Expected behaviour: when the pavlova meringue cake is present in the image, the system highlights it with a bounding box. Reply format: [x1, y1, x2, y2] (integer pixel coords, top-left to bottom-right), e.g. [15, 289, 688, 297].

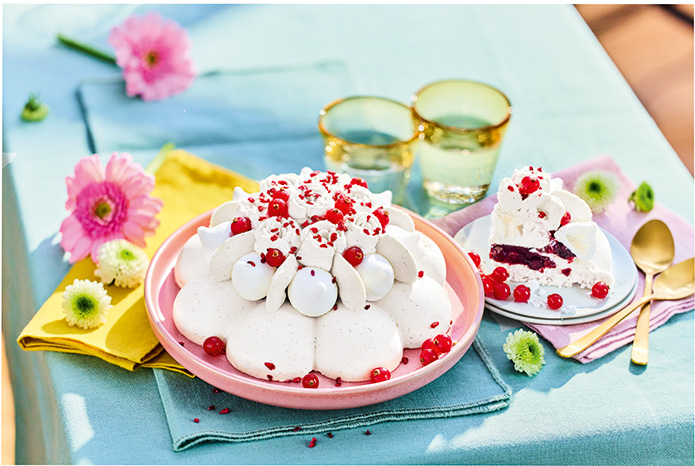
[172, 168, 452, 383]
[488, 166, 613, 289]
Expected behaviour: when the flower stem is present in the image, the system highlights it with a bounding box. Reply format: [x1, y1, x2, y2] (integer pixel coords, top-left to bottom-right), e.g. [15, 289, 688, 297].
[57, 34, 117, 66]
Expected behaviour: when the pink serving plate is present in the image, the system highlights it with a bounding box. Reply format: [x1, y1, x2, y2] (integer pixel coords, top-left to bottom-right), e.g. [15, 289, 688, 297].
[144, 207, 484, 410]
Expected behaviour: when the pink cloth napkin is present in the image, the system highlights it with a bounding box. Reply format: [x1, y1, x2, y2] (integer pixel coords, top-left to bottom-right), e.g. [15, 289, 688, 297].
[432, 155, 694, 362]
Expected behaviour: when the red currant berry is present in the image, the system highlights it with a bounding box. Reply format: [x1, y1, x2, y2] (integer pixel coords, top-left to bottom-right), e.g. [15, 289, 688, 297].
[493, 282, 511, 300]
[482, 276, 495, 298]
[272, 190, 289, 202]
[370, 367, 391, 383]
[419, 348, 439, 366]
[203, 336, 225, 356]
[432, 334, 452, 355]
[490, 266, 509, 283]
[325, 208, 344, 225]
[513, 285, 531, 303]
[518, 176, 540, 196]
[301, 373, 319, 389]
[268, 198, 288, 217]
[350, 177, 368, 188]
[373, 207, 390, 228]
[468, 252, 482, 268]
[265, 248, 286, 267]
[421, 338, 436, 352]
[547, 293, 563, 310]
[343, 246, 364, 267]
[591, 281, 610, 299]
[560, 212, 571, 226]
[334, 193, 353, 214]
[230, 216, 252, 235]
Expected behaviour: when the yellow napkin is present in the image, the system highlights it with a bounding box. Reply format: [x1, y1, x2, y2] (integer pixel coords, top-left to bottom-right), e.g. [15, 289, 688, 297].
[17, 148, 259, 375]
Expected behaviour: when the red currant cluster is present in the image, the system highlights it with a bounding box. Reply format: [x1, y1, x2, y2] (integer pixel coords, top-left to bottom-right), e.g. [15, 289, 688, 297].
[419, 334, 452, 366]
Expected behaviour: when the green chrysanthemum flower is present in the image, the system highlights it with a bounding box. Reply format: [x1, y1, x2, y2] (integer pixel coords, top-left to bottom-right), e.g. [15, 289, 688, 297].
[20, 93, 50, 122]
[62, 279, 112, 329]
[573, 171, 619, 213]
[94, 239, 149, 288]
[503, 329, 546, 376]
[629, 182, 655, 213]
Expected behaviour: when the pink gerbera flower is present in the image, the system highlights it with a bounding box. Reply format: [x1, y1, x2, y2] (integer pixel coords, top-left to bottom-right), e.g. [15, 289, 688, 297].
[108, 13, 195, 101]
[60, 152, 163, 263]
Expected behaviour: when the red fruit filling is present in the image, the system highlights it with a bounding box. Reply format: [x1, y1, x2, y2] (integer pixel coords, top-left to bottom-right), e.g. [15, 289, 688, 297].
[308, 437, 317, 448]
[547, 293, 563, 310]
[203, 336, 225, 356]
[489, 244, 557, 271]
[591, 281, 610, 299]
[230, 216, 252, 235]
[370, 367, 391, 383]
[343, 246, 364, 267]
[513, 285, 531, 303]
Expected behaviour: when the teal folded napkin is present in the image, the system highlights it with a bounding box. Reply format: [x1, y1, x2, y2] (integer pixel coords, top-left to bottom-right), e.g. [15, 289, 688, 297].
[155, 338, 510, 451]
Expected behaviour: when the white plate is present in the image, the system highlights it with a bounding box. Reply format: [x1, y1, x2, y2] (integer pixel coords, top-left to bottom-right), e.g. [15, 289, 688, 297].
[453, 215, 638, 321]
[484, 277, 638, 325]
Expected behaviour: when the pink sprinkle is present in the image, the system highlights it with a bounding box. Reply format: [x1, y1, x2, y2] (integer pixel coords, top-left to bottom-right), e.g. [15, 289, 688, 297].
[418, 270, 424, 278]
[365, 304, 371, 310]
[247, 261, 256, 267]
[293, 426, 301, 432]
[178, 341, 185, 346]
[507, 185, 514, 192]
[327, 432, 334, 438]
[331, 277, 336, 283]
[538, 211, 546, 219]
[365, 430, 372, 436]
[212, 388, 221, 393]
[208, 405, 215, 410]
[267, 375, 273, 381]
[335, 377, 342, 387]
[311, 270, 315, 276]
[308, 437, 317, 448]
[194, 418, 200, 423]
[219, 408, 230, 414]
[430, 321, 439, 328]
[264, 362, 276, 370]
[270, 234, 279, 241]
[402, 356, 409, 365]
[292, 377, 301, 383]
[249, 198, 255, 203]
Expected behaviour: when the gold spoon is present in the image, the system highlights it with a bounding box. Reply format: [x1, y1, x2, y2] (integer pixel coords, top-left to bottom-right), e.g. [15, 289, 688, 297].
[629, 220, 675, 365]
[557, 258, 694, 359]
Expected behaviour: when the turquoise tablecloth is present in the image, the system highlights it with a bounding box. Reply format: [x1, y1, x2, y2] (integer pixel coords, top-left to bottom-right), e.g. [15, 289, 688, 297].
[3, 4, 693, 465]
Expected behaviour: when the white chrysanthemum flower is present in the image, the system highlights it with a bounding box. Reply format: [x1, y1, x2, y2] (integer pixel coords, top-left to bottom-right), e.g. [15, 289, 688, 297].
[94, 239, 149, 288]
[62, 279, 112, 329]
[503, 329, 546, 376]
